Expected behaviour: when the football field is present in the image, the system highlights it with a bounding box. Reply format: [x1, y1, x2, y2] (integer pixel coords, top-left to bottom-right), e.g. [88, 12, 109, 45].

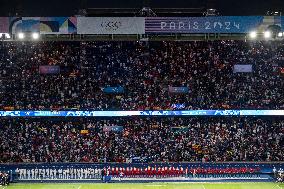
[3, 182, 284, 189]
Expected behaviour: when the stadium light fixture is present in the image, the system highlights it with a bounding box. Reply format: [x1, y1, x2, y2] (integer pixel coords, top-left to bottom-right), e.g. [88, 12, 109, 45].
[32, 32, 40, 40]
[5, 33, 11, 39]
[264, 31, 271, 39]
[0, 33, 11, 39]
[278, 32, 283, 37]
[249, 31, 257, 39]
[18, 32, 25, 39]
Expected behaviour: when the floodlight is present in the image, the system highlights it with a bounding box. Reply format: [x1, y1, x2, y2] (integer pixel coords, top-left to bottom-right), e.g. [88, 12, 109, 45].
[5, 33, 11, 39]
[18, 33, 25, 39]
[278, 32, 283, 37]
[249, 31, 257, 39]
[32, 32, 40, 39]
[264, 31, 271, 39]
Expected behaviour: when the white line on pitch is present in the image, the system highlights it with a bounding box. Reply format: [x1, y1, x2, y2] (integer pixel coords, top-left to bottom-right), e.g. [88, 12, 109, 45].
[77, 185, 82, 189]
[145, 185, 166, 187]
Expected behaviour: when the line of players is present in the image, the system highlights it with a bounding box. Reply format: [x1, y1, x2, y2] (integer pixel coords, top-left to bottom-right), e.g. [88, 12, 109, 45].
[105, 167, 260, 178]
[14, 166, 263, 180]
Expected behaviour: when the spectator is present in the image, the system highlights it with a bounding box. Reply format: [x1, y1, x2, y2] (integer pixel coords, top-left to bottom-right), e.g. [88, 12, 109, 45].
[0, 117, 282, 163]
[0, 41, 283, 110]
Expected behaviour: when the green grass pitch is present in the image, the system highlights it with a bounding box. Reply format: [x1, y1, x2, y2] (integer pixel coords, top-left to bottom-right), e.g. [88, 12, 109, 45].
[3, 182, 284, 189]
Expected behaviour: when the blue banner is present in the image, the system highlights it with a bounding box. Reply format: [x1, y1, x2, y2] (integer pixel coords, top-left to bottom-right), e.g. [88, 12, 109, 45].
[145, 16, 282, 33]
[233, 64, 253, 73]
[171, 104, 186, 109]
[5, 17, 77, 34]
[0, 110, 283, 117]
[103, 126, 123, 132]
[39, 66, 60, 74]
[169, 87, 189, 93]
[103, 87, 124, 94]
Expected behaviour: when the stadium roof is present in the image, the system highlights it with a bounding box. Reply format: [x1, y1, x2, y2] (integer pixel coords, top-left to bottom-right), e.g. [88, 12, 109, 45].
[0, 0, 283, 16]
[83, 8, 206, 17]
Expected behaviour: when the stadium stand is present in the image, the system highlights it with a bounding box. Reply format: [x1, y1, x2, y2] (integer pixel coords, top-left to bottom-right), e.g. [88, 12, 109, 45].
[0, 39, 283, 183]
[0, 117, 282, 163]
[0, 41, 283, 111]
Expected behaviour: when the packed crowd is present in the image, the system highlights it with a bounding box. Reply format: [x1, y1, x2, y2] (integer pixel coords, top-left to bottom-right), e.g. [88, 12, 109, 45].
[0, 41, 283, 110]
[0, 117, 282, 163]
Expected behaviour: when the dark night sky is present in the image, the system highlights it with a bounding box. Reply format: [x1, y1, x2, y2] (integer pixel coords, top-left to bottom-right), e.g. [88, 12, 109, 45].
[0, 0, 283, 16]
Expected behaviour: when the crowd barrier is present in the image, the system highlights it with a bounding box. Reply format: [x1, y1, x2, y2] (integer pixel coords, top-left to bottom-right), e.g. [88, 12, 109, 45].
[0, 110, 284, 117]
